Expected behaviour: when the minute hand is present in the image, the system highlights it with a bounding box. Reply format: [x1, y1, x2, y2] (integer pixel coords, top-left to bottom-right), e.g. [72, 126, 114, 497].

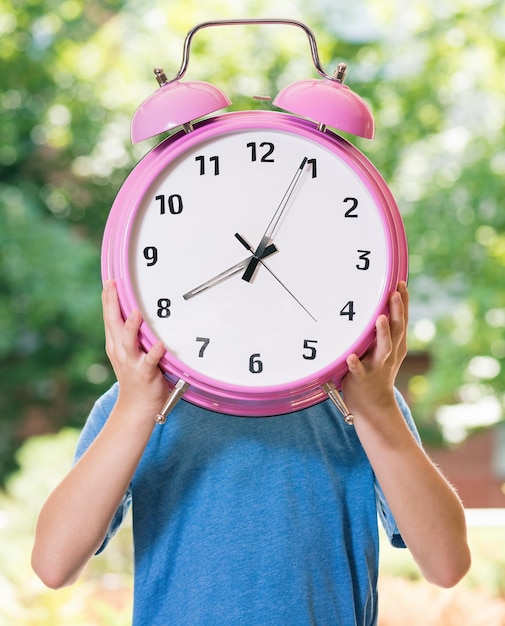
[242, 156, 308, 283]
[183, 243, 278, 300]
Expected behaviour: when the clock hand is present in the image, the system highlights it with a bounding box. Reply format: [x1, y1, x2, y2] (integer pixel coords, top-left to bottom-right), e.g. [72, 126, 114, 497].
[242, 156, 308, 283]
[235, 233, 317, 322]
[182, 242, 278, 300]
[183, 257, 251, 300]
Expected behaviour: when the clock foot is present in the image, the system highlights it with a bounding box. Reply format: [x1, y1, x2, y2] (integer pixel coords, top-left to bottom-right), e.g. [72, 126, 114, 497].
[322, 381, 355, 425]
[155, 378, 190, 425]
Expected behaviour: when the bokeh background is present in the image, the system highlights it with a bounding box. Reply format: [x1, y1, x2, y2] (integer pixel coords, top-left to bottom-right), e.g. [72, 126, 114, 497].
[1, 0, 504, 623]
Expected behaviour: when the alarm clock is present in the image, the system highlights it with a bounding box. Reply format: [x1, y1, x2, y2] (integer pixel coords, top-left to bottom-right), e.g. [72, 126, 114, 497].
[101, 19, 408, 422]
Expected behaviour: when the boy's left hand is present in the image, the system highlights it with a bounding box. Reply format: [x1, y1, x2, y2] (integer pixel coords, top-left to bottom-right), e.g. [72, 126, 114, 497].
[340, 281, 409, 417]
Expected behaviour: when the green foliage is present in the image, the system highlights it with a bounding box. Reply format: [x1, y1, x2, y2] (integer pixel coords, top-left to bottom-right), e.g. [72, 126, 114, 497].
[0, 0, 132, 481]
[1, 0, 504, 481]
[368, 1, 505, 430]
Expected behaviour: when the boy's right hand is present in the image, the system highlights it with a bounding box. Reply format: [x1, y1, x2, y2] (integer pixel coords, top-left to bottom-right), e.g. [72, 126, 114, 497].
[102, 280, 170, 418]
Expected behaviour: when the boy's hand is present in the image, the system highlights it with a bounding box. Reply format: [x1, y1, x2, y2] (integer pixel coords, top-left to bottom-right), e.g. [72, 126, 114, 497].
[340, 282, 409, 418]
[102, 280, 170, 415]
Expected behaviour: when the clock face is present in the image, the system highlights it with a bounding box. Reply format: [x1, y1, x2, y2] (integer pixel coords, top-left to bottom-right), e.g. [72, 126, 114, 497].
[102, 111, 407, 415]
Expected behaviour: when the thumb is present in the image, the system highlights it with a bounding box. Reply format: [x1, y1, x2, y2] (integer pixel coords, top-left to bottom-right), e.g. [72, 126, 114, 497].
[346, 353, 364, 378]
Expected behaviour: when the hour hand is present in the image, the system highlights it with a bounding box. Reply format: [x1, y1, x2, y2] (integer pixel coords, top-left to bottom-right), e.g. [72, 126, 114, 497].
[241, 235, 269, 283]
[235, 233, 317, 321]
[234, 233, 277, 259]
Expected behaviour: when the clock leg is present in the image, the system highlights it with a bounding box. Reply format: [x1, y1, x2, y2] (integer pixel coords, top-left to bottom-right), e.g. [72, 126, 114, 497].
[155, 378, 190, 425]
[322, 381, 355, 425]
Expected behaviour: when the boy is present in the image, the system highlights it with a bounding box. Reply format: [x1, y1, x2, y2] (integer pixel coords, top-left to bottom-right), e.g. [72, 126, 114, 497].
[32, 281, 470, 625]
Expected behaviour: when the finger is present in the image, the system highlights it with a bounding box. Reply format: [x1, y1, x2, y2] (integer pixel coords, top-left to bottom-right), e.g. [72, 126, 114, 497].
[389, 289, 407, 356]
[122, 308, 143, 355]
[346, 352, 365, 378]
[102, 280, 123, 350]
[144, 341, 166, 369]
[398, 285, 409, 359]
[397, 281, 409, 323]
[372, 313, 393, 364]
[102, 280, 125, 327]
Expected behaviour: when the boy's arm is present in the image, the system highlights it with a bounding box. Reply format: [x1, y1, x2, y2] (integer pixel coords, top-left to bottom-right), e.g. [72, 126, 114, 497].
[32, 281, 170, 588]
[341, 282, 471, 588]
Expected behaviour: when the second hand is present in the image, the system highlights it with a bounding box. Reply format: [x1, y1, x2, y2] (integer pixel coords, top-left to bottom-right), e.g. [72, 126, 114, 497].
[234, 233, 317, 322]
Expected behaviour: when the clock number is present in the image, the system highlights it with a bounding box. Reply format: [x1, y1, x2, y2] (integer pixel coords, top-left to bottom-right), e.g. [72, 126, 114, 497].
[356, 250, 371, 271]
[307, 158, 318, 178]
[156, 194, 183, 215]
[143, 246, 158, 267]
[195, 155, 220, 176]
[249, 353, 264, 374]
[196, 336, 210, 357]
[340, 301, 356, 321]
[343, 197, 358, 218]
[157, 298, 171, 318]
[246, 141, 275, 163]
[302, 339, 318, 360]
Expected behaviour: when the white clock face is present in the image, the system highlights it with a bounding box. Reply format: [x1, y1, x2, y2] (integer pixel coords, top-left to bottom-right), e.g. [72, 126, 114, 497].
[126, 119, 392, 392]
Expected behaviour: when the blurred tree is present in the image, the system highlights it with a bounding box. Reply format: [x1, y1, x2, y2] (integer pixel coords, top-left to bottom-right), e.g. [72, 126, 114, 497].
[0, 0, 504, 481]
[359, 0, 505, 441]
[0, 0, 130, 480]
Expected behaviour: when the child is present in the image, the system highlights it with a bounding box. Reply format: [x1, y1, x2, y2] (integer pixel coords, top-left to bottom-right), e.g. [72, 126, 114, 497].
[32, 280, 470, 625]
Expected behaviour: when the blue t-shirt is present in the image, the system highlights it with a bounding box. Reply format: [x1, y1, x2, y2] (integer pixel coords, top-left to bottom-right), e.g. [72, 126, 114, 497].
[76, 385, 417, 626]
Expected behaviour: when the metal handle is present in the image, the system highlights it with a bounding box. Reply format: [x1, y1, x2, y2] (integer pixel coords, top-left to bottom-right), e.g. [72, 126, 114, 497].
[164, 19, 342, 85]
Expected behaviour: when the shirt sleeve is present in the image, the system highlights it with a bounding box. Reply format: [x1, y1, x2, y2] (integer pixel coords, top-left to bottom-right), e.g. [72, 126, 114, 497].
[375, 388, 422, 548]
[74, 383, 132, 554]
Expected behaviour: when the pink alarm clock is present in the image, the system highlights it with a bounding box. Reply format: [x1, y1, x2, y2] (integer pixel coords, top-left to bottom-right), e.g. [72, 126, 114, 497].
[101, 19, 408, 421]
